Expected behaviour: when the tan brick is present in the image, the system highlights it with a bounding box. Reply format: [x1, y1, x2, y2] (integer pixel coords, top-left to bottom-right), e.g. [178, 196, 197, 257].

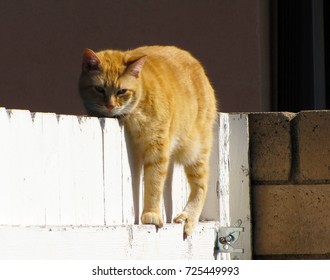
[249, 112, 295, 182]
[252, 184, 330, 255]
[294, 111, 330, 181]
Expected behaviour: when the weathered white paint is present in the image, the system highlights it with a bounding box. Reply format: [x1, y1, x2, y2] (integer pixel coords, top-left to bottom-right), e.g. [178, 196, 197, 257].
[32, 112, 60, 225]
[5, 109, 36, 225]
[0, 107, 251, 259]
[56, 115, 104, 226]
[102, 118, 123, 225]
[216, 114, 252, 260]
[57, 115, 81, 225]
[226, 114, 251, 260]
[0, 108, 10, 225]
[217, 113, 231, 260]
[0, 223, 216, 260]
[75, 116, 104, 226]
[121, 126, 135, 224]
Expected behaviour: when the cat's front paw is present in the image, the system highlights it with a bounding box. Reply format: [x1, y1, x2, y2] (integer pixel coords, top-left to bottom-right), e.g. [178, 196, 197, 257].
[173, 211, 197, 237]
[141, 212, 163, 228]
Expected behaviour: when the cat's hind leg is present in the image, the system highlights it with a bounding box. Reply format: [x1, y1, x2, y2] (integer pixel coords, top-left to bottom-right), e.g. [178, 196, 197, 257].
[173, 155, 209, 237]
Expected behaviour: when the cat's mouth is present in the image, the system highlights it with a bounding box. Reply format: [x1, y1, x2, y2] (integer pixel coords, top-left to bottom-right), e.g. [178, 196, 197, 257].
[87, 102, 133, 118]
[86, 104, 120, 118]
[106, 101, 137, 117]
[106, 106, 122, 116]
[104, 105, 131, 118]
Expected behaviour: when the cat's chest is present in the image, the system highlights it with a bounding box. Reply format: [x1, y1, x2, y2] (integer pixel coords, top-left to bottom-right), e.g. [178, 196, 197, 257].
[123, 112, 169, 148]
[123, 112, 148, 132]
[123, 114, 152, 142]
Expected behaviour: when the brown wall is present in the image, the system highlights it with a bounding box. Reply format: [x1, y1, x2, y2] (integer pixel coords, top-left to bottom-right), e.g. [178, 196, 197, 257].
[0, 0, 269, 115]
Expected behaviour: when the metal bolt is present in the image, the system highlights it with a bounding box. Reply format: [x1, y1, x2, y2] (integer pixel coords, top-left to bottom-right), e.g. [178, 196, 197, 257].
[225, 234, 235, 244]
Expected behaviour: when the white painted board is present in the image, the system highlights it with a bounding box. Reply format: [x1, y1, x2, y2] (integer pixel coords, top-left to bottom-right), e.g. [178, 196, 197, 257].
[102, 118, 124, 225]
[0, 223, 216, 260]
[5, 109, 37, 225]
[57, 115, 104, 226]
[76, 116, 104, 225]
[0, 108, 10, 225]
[216, 113, 252, 260]
[32, 112, 60, 225]
[121, 125, 135, 224]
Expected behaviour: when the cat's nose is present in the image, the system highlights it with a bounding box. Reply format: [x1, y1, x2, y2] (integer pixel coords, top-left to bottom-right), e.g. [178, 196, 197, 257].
[106, 103, 115, 110]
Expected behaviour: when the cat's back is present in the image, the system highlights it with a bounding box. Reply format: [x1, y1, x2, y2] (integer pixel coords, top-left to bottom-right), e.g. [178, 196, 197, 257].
[128, 45, 185, 57]
[126, 45, 212, 97]
[127, 45, 216, 115]
[126, 46, 200, 68]
[125, 46, 216, 136]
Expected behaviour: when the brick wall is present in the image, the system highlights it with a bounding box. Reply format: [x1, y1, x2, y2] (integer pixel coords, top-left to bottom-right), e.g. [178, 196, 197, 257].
[249, 111, 330, 259]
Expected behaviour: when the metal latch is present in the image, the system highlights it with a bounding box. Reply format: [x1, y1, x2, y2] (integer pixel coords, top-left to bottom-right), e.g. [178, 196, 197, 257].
[215, 219, 244, 254]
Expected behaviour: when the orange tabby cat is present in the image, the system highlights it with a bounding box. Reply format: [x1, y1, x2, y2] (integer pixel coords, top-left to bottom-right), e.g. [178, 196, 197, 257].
[79, 46, 217, 236]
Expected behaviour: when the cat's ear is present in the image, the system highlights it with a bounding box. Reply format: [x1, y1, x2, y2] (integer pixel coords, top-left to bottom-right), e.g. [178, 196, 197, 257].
[82, 48, 100, 73]
[126, 56, 147, 78]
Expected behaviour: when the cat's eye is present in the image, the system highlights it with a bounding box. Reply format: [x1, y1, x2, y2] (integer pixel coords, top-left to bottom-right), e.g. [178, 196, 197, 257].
[94, 86, 106, 94]
[117, 89, 128, 96]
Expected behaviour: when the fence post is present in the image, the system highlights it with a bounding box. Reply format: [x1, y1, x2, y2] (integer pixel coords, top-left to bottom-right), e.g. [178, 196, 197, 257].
[32, 112, 60, 225]
[217, 113, 252, 260]
[57, 115, 104, 226]
[102, 118, 124, 225]
[0, 108, 10, 224]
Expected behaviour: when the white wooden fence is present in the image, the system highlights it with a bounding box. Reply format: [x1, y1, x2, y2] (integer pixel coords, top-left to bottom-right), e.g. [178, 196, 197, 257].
[0, 107, 251, 260]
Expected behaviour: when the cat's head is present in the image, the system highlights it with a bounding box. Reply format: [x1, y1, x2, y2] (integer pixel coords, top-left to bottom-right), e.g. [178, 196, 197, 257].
[79, 48, 147, 118]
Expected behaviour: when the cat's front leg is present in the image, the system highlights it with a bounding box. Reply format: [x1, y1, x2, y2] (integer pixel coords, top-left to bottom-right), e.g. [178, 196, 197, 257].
[141, 144, 170, 228]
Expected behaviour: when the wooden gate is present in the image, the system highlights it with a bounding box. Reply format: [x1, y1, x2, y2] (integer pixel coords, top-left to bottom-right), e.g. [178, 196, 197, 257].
[0, 108, 251, 259]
